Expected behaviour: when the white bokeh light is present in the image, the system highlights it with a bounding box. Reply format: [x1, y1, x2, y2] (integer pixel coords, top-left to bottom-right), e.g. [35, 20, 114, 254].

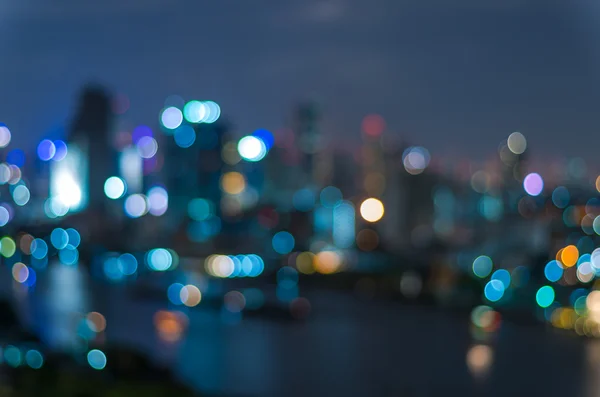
[104, 176, 126, 199]
[124, 194, 148, 218]
[147, 186, 168, 216]
[238, 136, 266, 162]
[0, 125, 11, 148]
[160, 107, 183, 130]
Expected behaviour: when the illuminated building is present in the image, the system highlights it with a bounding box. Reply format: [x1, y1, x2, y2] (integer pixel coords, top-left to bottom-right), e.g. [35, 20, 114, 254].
[49, 145, 88, 213]
[67, 86, 115, 213]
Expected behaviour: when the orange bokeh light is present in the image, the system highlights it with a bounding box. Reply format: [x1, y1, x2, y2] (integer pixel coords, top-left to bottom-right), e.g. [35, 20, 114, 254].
[560, 245, 579, 268]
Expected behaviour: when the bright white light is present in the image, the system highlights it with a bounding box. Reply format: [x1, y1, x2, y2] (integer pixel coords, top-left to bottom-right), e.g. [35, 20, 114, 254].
[50, 145, 87, 213]
[0, 125, 11, 148]
[160, 107, 183, 130]
[124, 194, 148, 218]
[104, 177, 126, 199]
[54, 172, 82, 208]
[238, 136, 266, 162]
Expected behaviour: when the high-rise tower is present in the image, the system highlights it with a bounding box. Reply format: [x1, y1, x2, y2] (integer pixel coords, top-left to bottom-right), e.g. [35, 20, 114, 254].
[68, 85, 114, 212]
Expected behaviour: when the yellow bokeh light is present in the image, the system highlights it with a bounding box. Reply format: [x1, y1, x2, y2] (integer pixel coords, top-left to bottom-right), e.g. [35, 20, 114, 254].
[551, 307, 577, 329]
[560, 245, 579, 268]
[314, 251, 342, 274]
[296, 252, 315, 275]
[596, 176, 600, 193]
[360, 198, 384, 222]
[588, 291, 600, 313]
[587, 291, 600, 324]
[220, 172, 246, 195]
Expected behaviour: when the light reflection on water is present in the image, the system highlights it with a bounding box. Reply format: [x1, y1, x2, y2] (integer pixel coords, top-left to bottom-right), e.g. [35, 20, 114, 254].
[41, 263, 90, 349]
[0, 263, 595, 396]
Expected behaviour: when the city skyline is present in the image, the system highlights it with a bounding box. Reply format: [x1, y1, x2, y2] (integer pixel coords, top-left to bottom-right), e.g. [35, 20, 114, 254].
[1, 0, 600, 162]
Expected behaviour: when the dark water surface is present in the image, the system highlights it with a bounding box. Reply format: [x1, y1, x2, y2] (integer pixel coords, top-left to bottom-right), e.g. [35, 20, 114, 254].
[2, 264, 596, 397]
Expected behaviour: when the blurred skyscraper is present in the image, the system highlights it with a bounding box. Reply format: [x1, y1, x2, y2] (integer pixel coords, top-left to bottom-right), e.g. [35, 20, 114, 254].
[295, 101, 332, 188]
[68, 85, 114, 213]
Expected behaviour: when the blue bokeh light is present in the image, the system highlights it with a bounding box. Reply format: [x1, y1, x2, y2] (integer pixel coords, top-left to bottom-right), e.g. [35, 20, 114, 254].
[491, 269, 511, 289]
[6, 149, 25, 167]
[320, 186, 343, 208]
[30, 238, 48, 260]
[4, 346, 21, 367]
[188, 198, 213, 221]
[25, 350, 43, 369]
[58, 244, 78, 265]
[66, 228, 81, 248]
[536, 285, 555, 308]
[87, 349, 107, 370]
[146, 248, 172, 271]
[484, 279, 505, 302]
[174, 125, 196, 148]
[472, 255, 493, 278]
[544, 260, 563, 282]
[247, 254, 264, 277]
[37, 139, 56, 161]
[552, 186, 570, 209]
[53, 140, 68, 161]
[478, 196, 503, 221]
[293, 188, 316, 212]
[272, 231, 295, 255]
[50, 228, 69, 250]
[252, 129, 274, 150]
[167, 283, 184, 305]
[118, 253, 138, 276]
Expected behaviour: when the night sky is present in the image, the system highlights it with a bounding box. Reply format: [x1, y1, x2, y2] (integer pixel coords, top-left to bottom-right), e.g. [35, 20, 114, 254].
[1, 0, 600, 162]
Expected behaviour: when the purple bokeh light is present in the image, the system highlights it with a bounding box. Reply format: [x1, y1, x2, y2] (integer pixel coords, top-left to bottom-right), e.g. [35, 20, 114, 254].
[524, 173, 544, 196]
[132, 125, 153, 144]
